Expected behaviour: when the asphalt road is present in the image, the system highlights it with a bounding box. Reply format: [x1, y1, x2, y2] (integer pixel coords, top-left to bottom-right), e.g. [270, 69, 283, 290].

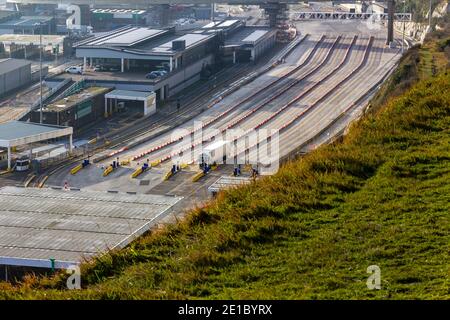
[47, 21, 402, 195]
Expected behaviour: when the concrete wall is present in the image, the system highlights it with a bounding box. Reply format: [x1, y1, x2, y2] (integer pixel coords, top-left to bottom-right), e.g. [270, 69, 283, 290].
[0, 63, 31, 97]
[144, 93, 157, 116]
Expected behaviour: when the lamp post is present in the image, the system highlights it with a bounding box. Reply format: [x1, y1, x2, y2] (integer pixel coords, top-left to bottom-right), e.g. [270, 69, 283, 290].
[35, 22, 43, 124]
[429, 0, 432, 28]
[402, 0, 406, 53]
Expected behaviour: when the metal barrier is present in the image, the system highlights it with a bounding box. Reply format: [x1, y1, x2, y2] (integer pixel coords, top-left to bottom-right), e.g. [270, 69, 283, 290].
[192, 171, 205, 182]
[103, 165, 113, 177]
[70, 164, 82, 175]
[163, 170, 174, 181]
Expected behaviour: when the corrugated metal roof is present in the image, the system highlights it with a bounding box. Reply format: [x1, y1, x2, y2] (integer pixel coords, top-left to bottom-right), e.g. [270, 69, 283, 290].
[0, 58, 30, 75]
[153, 33, 210, 53]
[79, 27, 168, 47]
[0, 187, 183, 268]
[102, 28, 166, 46]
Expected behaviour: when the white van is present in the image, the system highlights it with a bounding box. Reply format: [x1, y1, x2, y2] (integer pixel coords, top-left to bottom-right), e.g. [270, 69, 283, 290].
[65, 66, 83, 74]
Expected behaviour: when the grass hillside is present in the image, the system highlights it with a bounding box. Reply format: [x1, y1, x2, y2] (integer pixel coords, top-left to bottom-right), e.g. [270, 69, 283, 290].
[1, 43, 449, 300]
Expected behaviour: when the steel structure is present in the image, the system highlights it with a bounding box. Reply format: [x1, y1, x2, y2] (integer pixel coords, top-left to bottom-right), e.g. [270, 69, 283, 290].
[293, 12, 411, 22]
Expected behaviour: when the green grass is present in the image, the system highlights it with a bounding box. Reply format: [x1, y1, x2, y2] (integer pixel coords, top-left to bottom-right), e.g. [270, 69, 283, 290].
[368, 45, 421, 110]
[369, 27, 449, 112]
[1, 69, 449, 300]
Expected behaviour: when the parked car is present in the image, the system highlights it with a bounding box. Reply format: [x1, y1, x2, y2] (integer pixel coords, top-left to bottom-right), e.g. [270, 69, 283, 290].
[65, 66, 83, 74]
[145, 71, 159, 79]
[93, 65, 106, 72]
[145, 70, 167, 79]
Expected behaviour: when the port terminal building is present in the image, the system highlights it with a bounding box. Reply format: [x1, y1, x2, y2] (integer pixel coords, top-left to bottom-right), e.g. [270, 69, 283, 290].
[74, 26, 218, 101]
[72, 20, 277, 102]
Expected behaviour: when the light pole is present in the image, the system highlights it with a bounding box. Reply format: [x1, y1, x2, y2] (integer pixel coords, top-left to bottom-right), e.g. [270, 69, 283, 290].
[402, 0, 406, 53]
[429, 0, 432, 28]
[35, 22, 43, 124]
